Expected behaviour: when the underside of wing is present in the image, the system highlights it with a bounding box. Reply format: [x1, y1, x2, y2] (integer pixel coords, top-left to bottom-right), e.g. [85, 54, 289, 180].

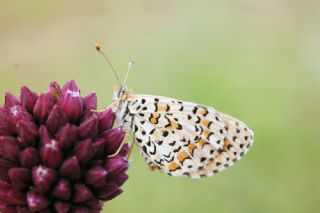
[127, 95, 254, 178]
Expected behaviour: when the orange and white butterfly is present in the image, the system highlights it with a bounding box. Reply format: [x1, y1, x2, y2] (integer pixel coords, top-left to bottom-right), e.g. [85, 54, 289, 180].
[97, 45, 254, 179]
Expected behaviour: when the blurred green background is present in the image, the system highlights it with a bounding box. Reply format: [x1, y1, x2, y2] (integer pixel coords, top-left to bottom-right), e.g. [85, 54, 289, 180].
[1, 1, 320, 212]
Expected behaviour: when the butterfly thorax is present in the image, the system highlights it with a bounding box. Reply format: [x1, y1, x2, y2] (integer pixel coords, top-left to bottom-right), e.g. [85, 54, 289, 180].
[112, 86, 134, 131]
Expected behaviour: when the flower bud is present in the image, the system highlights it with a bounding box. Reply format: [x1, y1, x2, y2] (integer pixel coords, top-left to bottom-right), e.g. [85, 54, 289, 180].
[0, 203, 16, 213]
[78, 116, 98, 139]
[46, 106, 67, 135]
[19, 148, 39, 169]
[39, 139, 62, 169]
[32, 166, 57, 193]
[92, 138, 106, 158]
[83, 93, 97, 111]
[0, 159, 17, 182]
[8, 105, 33, 133]
[114, 173, 129, 187]
[119, 143, 130, 157]
[84, 166, 108, 188]
[17, 206, 30, 213]
[0, 107, 13, 134]
[0, 136, 21, 163]
[70, 206, 90, 213]
[75, 139, 95, 165]
[17, 120, 38, 146]
[104, 156, 129, 178]
[20, 86, 38, 113]
[27, 190, 49, 212]
[95, 182, 122, 201]
[38, 126, 51, 143]
[72, 183, 92, 203]
[61, 80, 79, 94]
[33, 94, 54, 124]
[58, 82, 83, 123]
[56, 123, 77, 151]
[49, 82, 62, 100]
[85, 199, 101, 212]
[54, 201, 71, 213]
[5, 190, 27, 205]
[4, 92, 20, 109]
[8, 168, 32, 190]
[98, 109, 115, 132]
[59, 156, 81, 180]
[100, 128, 125, 155]
[0, 185, 26, 205]
[53, 179, 71, 201]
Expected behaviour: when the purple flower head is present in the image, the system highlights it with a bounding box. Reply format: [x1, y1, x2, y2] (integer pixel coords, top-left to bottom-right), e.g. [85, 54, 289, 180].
[0, 80, 129, 212]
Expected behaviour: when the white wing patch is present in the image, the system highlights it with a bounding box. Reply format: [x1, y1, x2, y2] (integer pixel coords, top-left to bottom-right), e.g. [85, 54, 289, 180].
[118, 94, 254, 179]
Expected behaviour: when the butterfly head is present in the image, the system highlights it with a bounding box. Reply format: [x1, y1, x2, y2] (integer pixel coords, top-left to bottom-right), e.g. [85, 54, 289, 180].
[112, 85, 132, 102]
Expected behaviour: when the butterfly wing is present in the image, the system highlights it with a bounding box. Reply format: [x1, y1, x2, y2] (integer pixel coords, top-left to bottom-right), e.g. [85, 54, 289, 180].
[125, 95, 254, 179]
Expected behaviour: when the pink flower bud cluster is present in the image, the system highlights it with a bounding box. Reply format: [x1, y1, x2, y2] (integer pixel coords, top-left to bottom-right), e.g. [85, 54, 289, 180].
[0, 80, 129, 213]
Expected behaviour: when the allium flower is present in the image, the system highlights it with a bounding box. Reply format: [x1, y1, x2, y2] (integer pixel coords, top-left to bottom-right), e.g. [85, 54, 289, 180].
[0, 80, 129, 212]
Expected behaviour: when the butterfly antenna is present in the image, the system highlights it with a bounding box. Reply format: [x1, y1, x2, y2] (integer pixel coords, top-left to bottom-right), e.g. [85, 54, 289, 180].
[124, 60, 134, 86]
[95, 44, 121, 85]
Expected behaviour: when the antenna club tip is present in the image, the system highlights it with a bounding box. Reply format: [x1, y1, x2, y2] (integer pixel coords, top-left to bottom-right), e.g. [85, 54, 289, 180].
[95, 43, 101, 51]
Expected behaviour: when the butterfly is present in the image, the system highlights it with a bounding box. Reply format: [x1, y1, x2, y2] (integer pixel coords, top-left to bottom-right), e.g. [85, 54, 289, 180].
[96, 45, 254, 179]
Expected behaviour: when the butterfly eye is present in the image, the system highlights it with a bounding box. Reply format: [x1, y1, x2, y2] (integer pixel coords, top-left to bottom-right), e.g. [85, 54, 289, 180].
[117, 86, 125, 98]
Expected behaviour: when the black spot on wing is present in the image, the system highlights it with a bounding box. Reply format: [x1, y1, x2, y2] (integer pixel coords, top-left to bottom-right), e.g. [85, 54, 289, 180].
[173, 146, 182, 153]
[169, 141, 176, 146]
[195, 116, 201, 124]
[183, 140, 191, 147]
[166, 105, 170, 112]
[156, 140, 163, 145]
[134, 125, 138, 133]
[150, 128, 156, 134]
[142, 145, 149, 156]
[154, 159, 164, 166]
[202, 108, 209, 116]
[162, 131, 169, 137]
[164, 155, 174, 163]
[193, 106, 198, 114]
[177, 124, 182, 130]
[207, 132, 214, 139]
[163, 152, 171, 158]
[149, 142, 157, 155]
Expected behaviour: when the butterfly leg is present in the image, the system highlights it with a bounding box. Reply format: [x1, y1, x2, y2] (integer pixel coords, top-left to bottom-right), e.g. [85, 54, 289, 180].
[149, 164, 161, 172]
[108, 140, 126, 158]
[126, 137, 136, 159]
[91, 100, 119, 113]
